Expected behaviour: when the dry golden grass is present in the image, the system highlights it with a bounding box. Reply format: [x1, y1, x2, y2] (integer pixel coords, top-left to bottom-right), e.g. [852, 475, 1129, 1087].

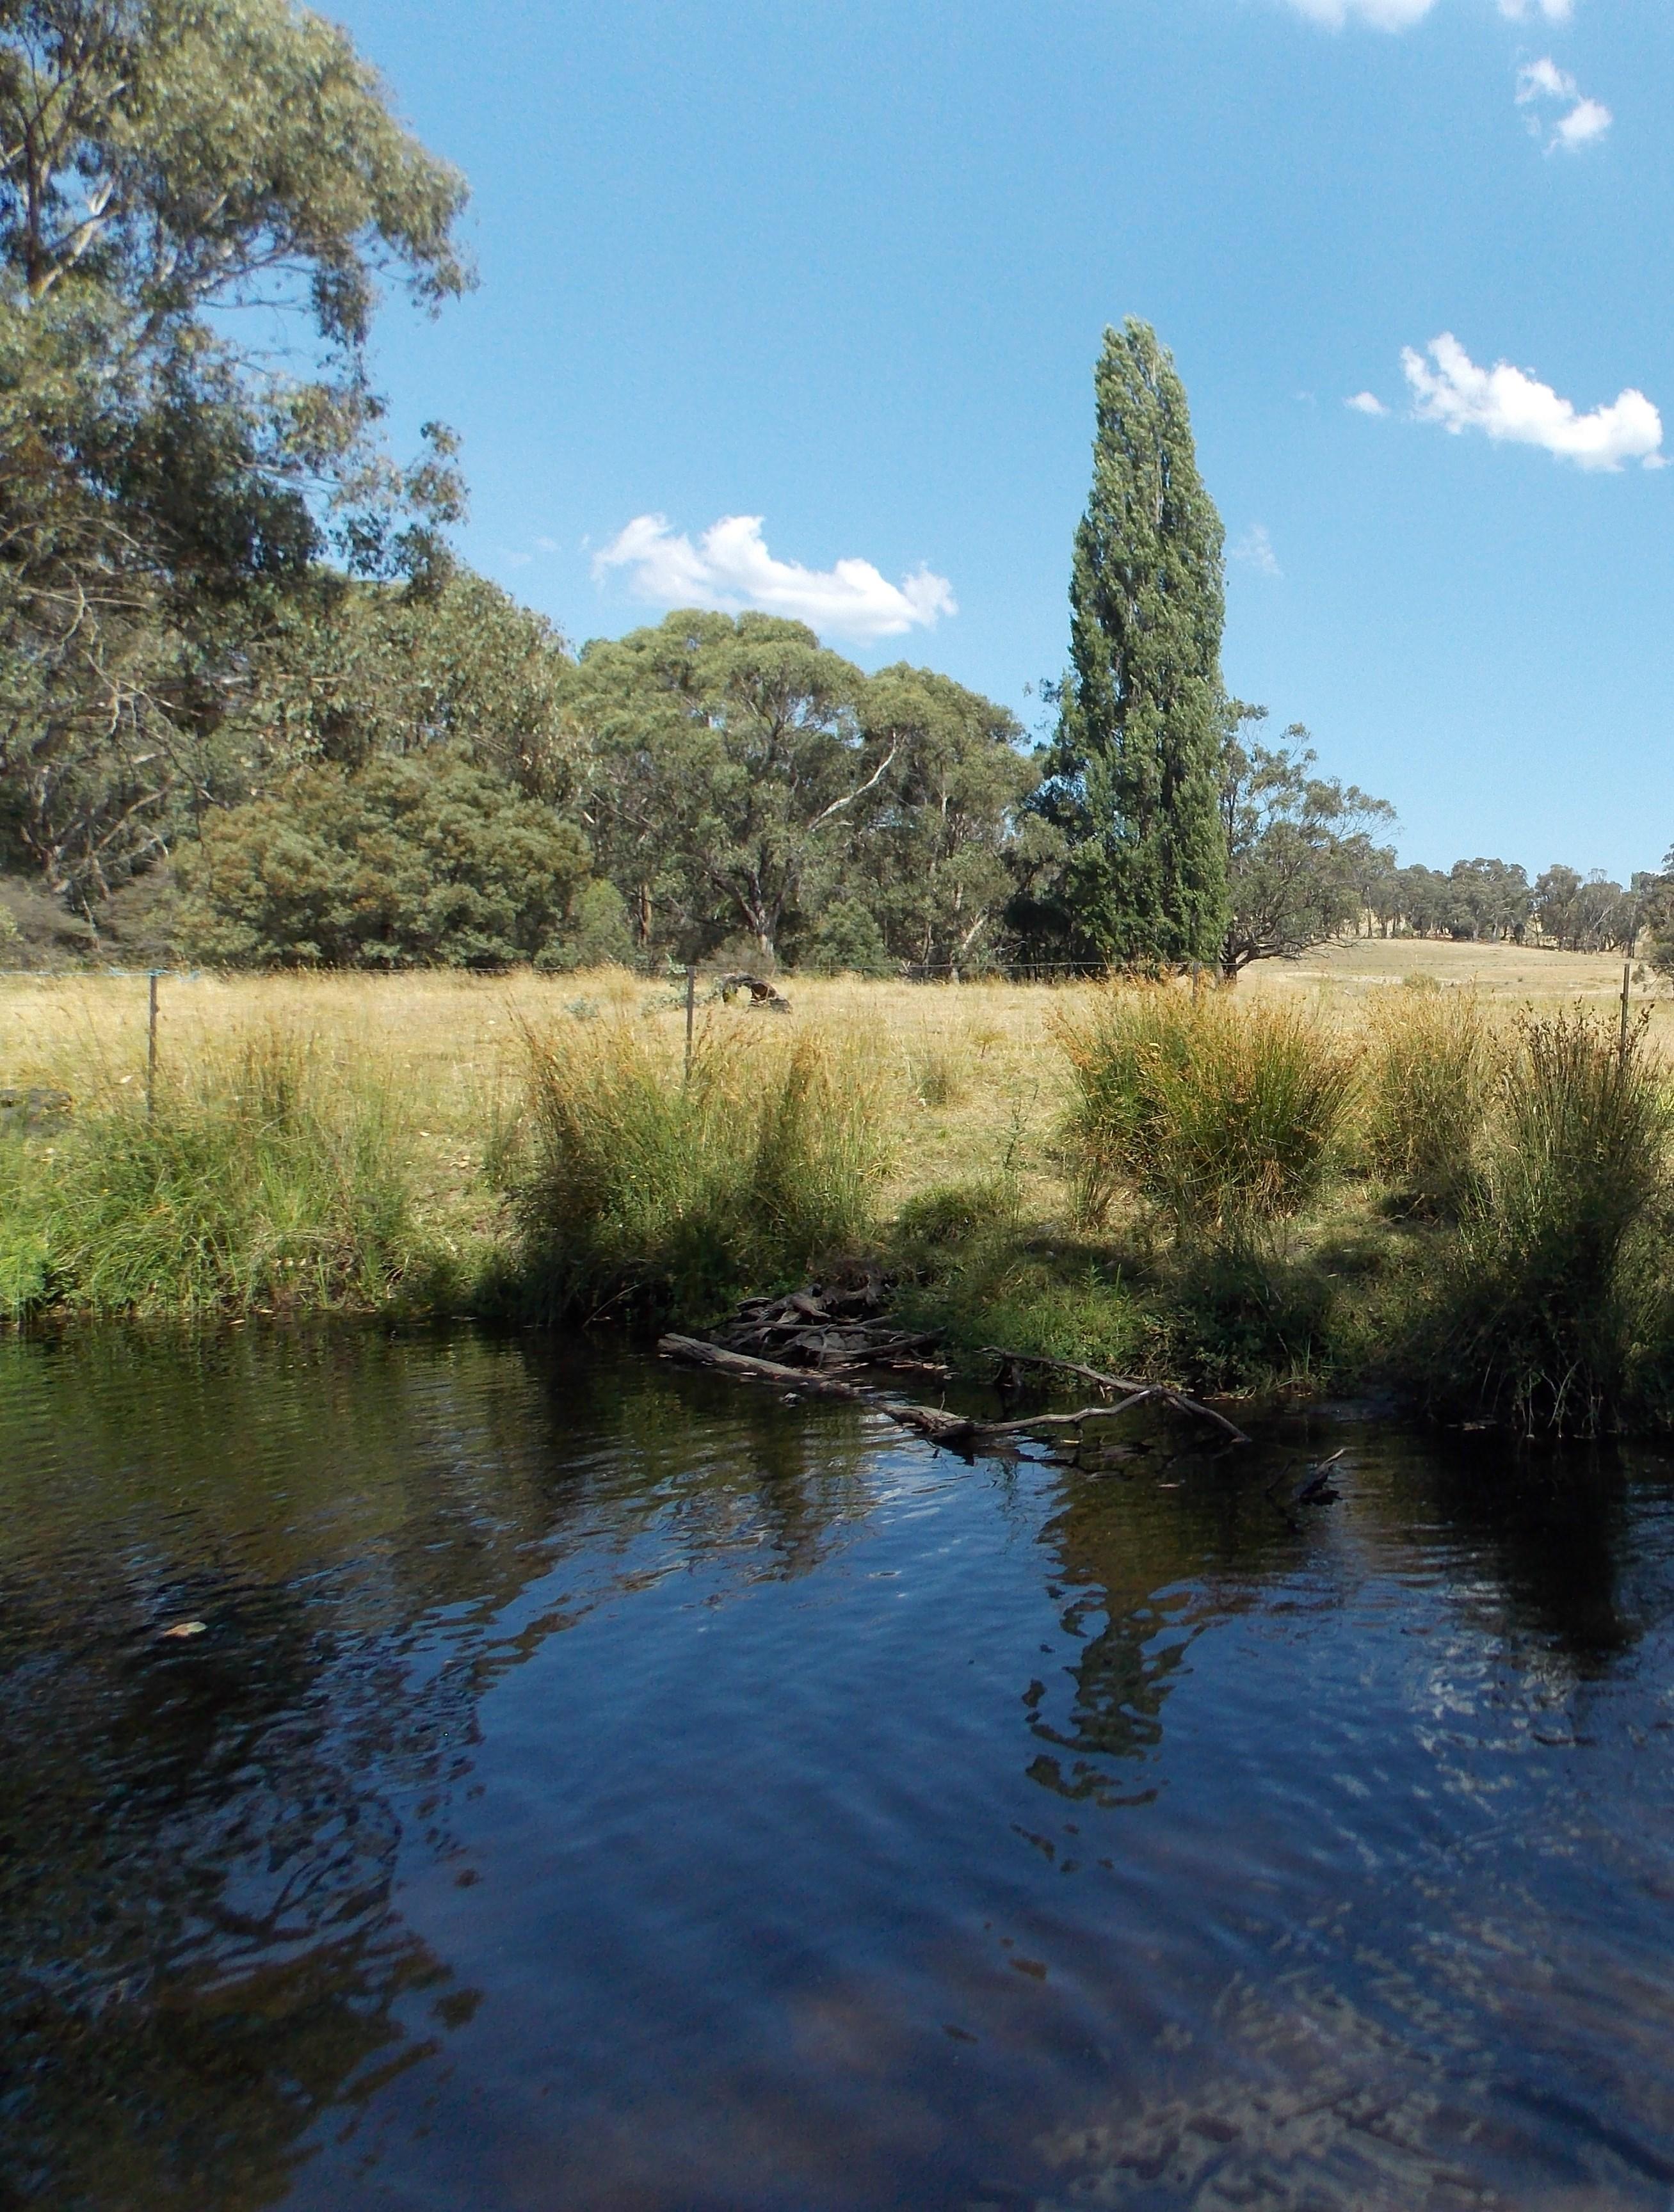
[1, 938, 1664, 1249]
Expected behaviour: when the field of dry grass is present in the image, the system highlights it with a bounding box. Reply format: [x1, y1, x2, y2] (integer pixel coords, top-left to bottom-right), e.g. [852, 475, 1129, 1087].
[1, 939, 1663, 1250]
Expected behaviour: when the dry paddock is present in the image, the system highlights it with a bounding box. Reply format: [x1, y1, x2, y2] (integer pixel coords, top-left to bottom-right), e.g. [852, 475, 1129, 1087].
[1, 940, 1664, 1238]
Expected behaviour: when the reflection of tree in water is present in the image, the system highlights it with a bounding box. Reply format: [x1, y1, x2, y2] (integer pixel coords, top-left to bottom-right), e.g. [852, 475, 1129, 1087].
[0, 1328, 880, 2211]
[1022, 1464, 1268, 1806]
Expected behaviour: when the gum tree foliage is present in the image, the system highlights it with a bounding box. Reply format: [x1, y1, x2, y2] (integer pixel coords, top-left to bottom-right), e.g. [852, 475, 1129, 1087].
[213, 568, 581, 797]
[0, 0, 471, 902]
[1533, 865, 1638, 953]
[1034, 319, 1228, 968]
[565, 611, 1031, 968]
[832, 663, 1033, 973]
[567, 610, 879, 963]
[1218, 707, 1396, 976]
[177, 753, 592, 968]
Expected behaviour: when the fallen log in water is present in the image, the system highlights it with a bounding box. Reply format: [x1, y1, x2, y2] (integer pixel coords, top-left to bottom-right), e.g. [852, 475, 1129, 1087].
[982, 1346, 1251, 1447]
[657, 1334, 1250, 1455]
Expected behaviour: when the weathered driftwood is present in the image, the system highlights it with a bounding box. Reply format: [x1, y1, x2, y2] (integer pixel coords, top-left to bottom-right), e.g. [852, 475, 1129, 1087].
[658, 1334, 977, 1445]
[707, 1279, 950, 1379]
[982, 1346, 1251, 1447]
[657, 1334, 1248, 1455]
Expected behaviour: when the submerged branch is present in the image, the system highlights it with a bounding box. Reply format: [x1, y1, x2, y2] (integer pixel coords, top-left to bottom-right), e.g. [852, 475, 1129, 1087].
[657, 1334, 1250, 1455]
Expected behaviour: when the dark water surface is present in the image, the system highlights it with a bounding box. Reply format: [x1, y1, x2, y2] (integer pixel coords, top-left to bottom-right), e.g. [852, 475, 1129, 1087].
[6, 1334, 1674, 2210]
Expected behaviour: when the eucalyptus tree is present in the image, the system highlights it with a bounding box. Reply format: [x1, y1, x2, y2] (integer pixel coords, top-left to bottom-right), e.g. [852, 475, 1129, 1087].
[1034, 319, 1228, 967]
[568, 611, 889, 964]
[0, 0, 472, 901]
[847, 663, 1034, 971]
[1218, 709, 1396, 976]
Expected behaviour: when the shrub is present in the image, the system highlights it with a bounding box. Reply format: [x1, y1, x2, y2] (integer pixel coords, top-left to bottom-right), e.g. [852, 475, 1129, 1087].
[1058, 987, 1357, 1231]
[507, 1023, 890, 1320]
[1362, 988, 1499, 1217]
[178, 752, 593, 969]
[1433, 1008, 1671, 1433]
[0, 1028, 414, 1318]
[798, 899, 892, 978]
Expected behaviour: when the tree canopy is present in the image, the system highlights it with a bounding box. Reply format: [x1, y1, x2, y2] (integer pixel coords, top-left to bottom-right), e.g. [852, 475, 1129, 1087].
[1218, 710, 1396, 975]
[0, 0, 472, 902]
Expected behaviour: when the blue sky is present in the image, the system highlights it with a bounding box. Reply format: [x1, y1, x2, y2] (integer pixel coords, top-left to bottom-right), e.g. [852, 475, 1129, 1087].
[327, 0, 1672, 881]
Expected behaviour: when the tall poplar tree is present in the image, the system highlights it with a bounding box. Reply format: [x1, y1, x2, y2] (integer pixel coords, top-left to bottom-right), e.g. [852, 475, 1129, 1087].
[1037, 319, 1228, 966]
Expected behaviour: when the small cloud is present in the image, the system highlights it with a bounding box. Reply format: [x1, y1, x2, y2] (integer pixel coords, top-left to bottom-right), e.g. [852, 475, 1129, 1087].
[534, 536, 559, 554]
[1280, 0, 1440, 26]
[501, 550, 533, 569]
[1516, 54, 1611, 151]
[1515, 54, 1573, 100]
[1232, 524, 1283, 579]
[1401, 332, 1662, 470]
[592, 514, 957, 644]
[1346, 390, 1389, 417]
[1554, 94, 1611, 146]
[1499, 0, 1572, 19]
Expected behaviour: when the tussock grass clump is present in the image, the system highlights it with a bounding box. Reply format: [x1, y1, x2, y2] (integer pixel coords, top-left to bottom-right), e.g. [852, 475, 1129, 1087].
[1431, 1009, 1671, 1433]
[1362, 988, 1500, 1217]
[1059, 988, 1358, 1232]
[0, 1028, 414, 1319]
[508, 1022, 889, 1321]
[906, 1036, 968, 1109]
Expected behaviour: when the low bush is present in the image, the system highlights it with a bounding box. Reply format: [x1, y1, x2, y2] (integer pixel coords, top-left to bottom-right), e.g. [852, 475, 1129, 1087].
[506, 1023, 890, 1320]
[0, 1029, 415, 1318]
[1362, 987, 1499, 1217]
[1058, 987, 1358, 1232]
[1429, 1009, 1671, 1433]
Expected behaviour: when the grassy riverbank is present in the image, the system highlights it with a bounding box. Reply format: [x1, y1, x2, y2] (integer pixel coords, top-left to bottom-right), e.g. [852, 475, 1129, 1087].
[3, 944, 1672, 1432]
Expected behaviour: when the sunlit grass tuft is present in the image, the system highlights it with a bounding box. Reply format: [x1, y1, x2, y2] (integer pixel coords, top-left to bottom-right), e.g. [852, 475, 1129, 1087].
[1058, 986, 1358, 1233]
[506, 1020, 892, 1322]
[0, 1025, 416, 1319]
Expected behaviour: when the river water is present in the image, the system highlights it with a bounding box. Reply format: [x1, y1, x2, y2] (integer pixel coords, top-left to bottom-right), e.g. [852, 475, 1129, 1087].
[5, 1329, 1674, 2210]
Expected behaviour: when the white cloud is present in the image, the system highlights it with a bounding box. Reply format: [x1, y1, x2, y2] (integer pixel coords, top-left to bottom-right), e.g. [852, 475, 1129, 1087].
[534, 535, 559, 554]
[1516, 54, 1573, 99]
[1281, 0, 1440, 26]
[1346, 390, 1390, 416]
[1554, 93, 1611, 145]
[592, 514, 957, 644]
[1279, 0, 1571, 26]
[1401, 333, 1662, 470]
[1232, 524, 1283, 578]
[1516, 54, 1611, 150]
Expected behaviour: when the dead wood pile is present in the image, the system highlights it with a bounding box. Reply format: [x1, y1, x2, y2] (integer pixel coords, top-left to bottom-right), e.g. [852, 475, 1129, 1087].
[658, 1301, 1251, 1459]
[707, 1279, 949, 1381]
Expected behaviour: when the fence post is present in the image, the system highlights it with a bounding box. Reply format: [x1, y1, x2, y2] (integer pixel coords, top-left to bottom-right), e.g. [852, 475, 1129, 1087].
[684, 964, 696, 1080]
[147, 970, 161, 1116]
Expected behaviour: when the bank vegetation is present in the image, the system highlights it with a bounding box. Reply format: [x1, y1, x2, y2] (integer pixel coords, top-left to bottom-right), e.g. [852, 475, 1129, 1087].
[6, 958, 1674, 1438]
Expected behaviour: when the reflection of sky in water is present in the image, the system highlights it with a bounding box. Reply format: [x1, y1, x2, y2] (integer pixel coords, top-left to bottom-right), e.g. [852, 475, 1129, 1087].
[4, 1331, 1674, 2209]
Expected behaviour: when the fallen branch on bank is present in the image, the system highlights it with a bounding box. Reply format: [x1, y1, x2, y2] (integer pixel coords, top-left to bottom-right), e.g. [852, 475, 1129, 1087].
[982, 1346, 1252, 1446]
[657, 1333, 1250, 1455]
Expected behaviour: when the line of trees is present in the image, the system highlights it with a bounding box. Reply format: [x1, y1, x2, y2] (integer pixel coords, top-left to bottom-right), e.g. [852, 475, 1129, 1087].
[0, 8, 1657, 979]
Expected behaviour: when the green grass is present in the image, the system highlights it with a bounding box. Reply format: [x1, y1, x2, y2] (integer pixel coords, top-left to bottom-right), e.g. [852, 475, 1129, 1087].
[1058, 986, 1358, 1231]
[1423, 1009, 1673, 1434]
[504, 1020, 892, 1322]
[0, 1028, 419, 1320]
[10, 978, 1674, 1440]
[1361, 985, 1497, 1218]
